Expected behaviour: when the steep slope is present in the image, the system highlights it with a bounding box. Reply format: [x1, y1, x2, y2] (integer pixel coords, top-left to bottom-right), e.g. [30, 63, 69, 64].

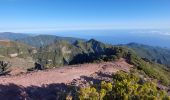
[0, 40, 36, 73]
[33, 39, 112, 67]
[34, 40, 81, 66]
[0, 40, 34, 59]
[17, 35, 85, 48]
[126, 43, 170, 67]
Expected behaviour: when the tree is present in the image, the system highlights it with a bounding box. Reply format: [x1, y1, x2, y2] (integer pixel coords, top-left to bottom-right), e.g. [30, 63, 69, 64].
[0, 61, 10, 75]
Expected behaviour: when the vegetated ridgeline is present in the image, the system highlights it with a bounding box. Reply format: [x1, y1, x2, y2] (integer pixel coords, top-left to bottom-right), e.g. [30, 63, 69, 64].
[1, 32, 170, 68]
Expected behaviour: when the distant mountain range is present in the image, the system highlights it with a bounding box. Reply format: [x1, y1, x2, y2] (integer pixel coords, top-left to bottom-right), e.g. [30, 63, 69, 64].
[54, 30, 170, 48]
[0, 32, 85, 48]
[0, 32, 30, 40]
[0, 32, 170, 67]
[17, 35, 85, 48]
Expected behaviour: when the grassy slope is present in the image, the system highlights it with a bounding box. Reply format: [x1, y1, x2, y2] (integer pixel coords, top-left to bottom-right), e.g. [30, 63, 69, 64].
[0, 40, 33, 59]
[126, 43, 170, 67]
[126, 51, 170, 85]
[17, 35, 85, 48]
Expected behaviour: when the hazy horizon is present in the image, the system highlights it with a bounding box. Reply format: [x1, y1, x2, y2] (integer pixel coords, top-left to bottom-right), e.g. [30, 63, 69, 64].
[1, 29, 170, 48]
[0, 0, 170, 47]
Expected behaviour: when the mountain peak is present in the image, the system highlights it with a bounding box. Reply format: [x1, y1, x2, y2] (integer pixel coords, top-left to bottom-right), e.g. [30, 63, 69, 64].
[127, 42, 139, 46]
[87, 39, 100, 43]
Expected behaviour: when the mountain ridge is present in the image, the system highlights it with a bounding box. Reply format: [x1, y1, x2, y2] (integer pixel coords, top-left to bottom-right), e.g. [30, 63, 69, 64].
[125, 42, 170, 67]
[17, 34, 86, 48]
[1, 32, 170, 67]
[0, 32, 31, 40]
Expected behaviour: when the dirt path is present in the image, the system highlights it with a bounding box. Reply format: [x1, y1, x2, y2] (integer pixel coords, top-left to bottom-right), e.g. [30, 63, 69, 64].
[0, 59, 132, 87]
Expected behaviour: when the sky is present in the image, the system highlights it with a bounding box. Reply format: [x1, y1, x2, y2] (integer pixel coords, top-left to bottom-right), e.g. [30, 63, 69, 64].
[0, 0, 170, 32]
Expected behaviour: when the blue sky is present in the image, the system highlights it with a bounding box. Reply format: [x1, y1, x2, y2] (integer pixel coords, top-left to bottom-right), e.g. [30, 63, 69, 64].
[0, 0, 170, 32]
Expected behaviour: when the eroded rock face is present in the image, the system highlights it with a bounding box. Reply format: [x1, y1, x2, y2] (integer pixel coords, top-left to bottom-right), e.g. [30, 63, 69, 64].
[62, 46, 71, 54]
[9, 53, 18, 58]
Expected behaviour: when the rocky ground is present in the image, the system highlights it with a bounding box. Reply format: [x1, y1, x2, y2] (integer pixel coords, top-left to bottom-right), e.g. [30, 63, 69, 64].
[0, 58, 132, 87]
[0, 58, 133, 100]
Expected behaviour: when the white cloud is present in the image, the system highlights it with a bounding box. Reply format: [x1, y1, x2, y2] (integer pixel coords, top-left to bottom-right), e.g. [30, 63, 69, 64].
[131, 30, 170, 36]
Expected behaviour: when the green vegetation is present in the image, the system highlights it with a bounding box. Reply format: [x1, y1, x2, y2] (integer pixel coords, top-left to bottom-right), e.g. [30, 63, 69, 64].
[126, 52, 170, 85]
[33, 39, 131, 67]
[0, 32, 30, 40]
[78, 71, 170, 100]
[17, 35, 85, 48]
[0, 40, 33, 58]
[126, 43, 170, 67]
[33, 39, 109, 67]
[0, 61, 10, 75]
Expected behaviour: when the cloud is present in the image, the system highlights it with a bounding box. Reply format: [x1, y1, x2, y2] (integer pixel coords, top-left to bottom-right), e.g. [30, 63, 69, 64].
[131, 30, 170, 36]
[150, 31, 170, 35]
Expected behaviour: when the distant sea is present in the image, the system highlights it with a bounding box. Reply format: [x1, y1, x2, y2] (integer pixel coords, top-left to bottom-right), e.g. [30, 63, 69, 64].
[39, 29, 170, 48]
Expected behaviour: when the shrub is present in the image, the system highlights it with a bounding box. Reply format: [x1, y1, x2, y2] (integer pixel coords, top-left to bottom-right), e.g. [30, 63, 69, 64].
[0, 61, 10, 75]
[111, 71, 170, 100]
[79, 87, 99, 100]
[78, 71, 170, 100]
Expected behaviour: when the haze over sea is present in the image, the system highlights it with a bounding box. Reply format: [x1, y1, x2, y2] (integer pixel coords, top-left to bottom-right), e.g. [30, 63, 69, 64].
[30, 29, 169, 48]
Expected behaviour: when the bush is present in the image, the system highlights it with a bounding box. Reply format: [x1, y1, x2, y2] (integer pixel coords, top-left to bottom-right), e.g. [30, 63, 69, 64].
[78, 71, 170, 100]
[79, 87, 99, 100]
[0, 61, 10, 75]
[111, 71, 169, 100]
